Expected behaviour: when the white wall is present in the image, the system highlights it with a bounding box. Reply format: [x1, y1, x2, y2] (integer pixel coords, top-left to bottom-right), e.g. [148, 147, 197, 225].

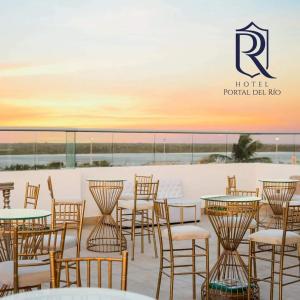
[1, 163, 300, 218]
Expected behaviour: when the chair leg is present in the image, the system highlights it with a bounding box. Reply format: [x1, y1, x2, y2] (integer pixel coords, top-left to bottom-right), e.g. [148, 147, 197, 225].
[169, 263, 174, 300]
[141, 210, 145, 253]
[131, 210, 136, 261]
[147, 210, 151, 243]
[119, 207, 123, 254]
[131, 210, 134, 241]
[192, 239, 196, 300]
[156, 254, 163, 299]
[248, 241, 253, 300]
[270, 245, 275, 300]
[152, 209, 158, 258]
[205, 238, 210, 300]
[250, 229, 257, 279]
[279, 245, 285, 300]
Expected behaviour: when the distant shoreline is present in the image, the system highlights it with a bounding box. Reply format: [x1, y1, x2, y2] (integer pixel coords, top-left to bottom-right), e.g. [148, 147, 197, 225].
[0, 143, 299, 155]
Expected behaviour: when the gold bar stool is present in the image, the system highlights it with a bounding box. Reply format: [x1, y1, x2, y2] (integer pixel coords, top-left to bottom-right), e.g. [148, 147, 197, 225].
[118, 181, 159, 260]
[87, 180, 126, 253]
[154, 199, 210, 300]
[248, 201, 300, 300]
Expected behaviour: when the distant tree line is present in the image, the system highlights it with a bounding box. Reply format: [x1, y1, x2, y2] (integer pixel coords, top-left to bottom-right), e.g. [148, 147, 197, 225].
[0, 142, 299, 155]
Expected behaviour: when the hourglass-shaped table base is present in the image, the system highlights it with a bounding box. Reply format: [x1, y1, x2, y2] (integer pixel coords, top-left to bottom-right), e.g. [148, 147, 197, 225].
[87, 214, 127, 252]
[201, 195, 260, 300]
[87, 180, 127, 253]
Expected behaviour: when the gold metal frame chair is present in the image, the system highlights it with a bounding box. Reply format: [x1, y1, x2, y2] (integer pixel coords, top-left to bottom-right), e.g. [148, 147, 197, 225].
[50, 250, 128, 290]
[154, 199, 210, 300]
[248, 200, 300, 300]
[51, 200, 86, 257]
[0, 224, 66, 294]
[116, 174, 153, 231]
[119, 181, 159, 260]
[24, 182, 40, 209]
[47, 176, 55, 201]
[226, 175, 237, 194]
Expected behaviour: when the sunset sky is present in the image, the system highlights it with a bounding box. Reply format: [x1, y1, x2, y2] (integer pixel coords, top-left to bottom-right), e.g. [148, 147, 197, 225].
[0, 0, 299, 131]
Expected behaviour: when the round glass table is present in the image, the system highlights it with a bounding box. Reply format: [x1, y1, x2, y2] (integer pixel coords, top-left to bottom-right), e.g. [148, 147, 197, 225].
[87, 180, 127, 253]
[3, 287, 155, 300]
[200, 195, 260, 300]
[0, 209, 51, 261]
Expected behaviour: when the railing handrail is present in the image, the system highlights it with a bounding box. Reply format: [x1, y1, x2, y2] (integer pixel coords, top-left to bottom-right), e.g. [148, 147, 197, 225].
[0, 127, 299, 135]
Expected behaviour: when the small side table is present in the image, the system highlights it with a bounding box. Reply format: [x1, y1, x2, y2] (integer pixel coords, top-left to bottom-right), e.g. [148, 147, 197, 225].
[0, 182, 14, 209]
[87, 180, 127, 253]
[167, 199, 201, 224]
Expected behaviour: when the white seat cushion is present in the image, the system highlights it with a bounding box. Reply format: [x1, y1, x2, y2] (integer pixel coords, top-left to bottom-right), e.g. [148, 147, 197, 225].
[118, 200, 153, 210]
[249, 229, 300, 245]
[43, 234, 77, 250]
[163, 225, 210, 241]
[0, 260, 49, 287]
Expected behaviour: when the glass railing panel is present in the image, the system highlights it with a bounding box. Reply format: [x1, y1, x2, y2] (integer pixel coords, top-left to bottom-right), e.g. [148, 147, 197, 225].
[192, 134, 228, 164]
[35, 131, 66, 169]
[250, 134, 295, 164]
[0, 131, 36, 170]
[154, 133, 193, 165]
[111, 132, 155, 166]
[65, 131, 76, 168]
[75, 132, 113, 167]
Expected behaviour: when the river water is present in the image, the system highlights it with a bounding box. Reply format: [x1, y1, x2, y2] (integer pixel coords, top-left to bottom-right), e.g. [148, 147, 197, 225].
[0, 152, 298, 169]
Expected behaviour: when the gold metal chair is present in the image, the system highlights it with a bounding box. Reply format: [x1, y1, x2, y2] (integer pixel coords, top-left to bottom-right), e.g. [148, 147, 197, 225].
[0, 224, 66, 294]
[248, 200, 300, 300]
[51, 200, 86, 257]
[154, 199, 210, 300]
[118, 181, 159, 260]
[24, 182, 40, 209]
[47, 176, 55, 200]
[50, 250, 128, 290]
[226, 175, 237, 194]
[116, 174, 154, 249]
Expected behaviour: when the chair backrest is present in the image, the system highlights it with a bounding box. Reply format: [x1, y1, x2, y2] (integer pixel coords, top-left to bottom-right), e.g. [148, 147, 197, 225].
[50, 250, 128, 290]
[134, 181, 159, 202]
[51, 200, 86, 256]
[153, 199, 173, 252]
[47, 176, 55, 200]
[134, 174, 153, 183]
[282, 202, 300, 247]
[232, 188, 259, 197]
[9, 224, 66, 292]
[226, 176, 237, 194]
[24, 182, 40, 209]
[290, 175, 300, 195]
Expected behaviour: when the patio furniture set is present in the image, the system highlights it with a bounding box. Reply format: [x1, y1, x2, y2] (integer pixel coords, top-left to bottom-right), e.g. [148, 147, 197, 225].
[0, 175, 300, 300]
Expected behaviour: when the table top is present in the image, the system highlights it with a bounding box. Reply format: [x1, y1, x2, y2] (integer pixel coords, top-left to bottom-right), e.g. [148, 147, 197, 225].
[201, 194, 261, 202]
[0, 182, 14, 190]
[87, 179, 126, 182]
[259, 179, 300, 183]
[4, 288, 155, 300]
[0, 209, 51, 220]
[167, 199, 201, 206]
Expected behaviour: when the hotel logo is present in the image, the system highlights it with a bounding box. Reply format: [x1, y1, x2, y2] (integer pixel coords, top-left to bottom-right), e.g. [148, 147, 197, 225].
[236, 22, 275, 79]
